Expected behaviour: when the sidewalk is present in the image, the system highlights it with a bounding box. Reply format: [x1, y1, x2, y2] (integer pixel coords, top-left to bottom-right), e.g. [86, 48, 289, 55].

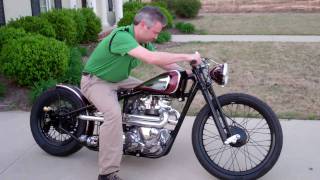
[0, 111, 320, 180]
[171, 35, 320, 42]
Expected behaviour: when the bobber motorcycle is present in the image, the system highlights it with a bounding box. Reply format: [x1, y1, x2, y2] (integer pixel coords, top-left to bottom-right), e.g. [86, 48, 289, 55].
[30, 58, 283, 179]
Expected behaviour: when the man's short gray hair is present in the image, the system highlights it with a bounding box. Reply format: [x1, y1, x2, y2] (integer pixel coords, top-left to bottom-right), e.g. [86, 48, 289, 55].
[133, 6, 167, 27]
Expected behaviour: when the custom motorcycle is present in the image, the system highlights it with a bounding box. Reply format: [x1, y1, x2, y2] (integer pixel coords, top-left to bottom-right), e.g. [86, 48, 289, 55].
[30, 58, 283, 179]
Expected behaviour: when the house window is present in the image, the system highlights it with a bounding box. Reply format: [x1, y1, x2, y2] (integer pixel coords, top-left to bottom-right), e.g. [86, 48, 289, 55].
[40, 0, 55, 12]
[31, 0, 61, 16]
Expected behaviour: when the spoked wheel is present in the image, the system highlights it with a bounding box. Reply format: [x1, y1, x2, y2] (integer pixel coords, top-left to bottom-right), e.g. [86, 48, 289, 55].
[192, 93, 283, 180]
[30, 87, 87, 156]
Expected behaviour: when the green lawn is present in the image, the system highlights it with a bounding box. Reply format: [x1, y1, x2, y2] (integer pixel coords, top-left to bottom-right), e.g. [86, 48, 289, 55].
[181, 13, 320, 35]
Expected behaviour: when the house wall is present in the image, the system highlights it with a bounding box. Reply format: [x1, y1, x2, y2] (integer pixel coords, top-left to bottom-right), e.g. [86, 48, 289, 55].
[62, 0, 82, 9]
[3, 0, 31, 22]
[1, 0, 121, 28]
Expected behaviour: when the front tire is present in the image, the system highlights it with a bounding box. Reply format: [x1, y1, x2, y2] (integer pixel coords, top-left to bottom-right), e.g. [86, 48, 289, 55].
[30, 87, 87, 156]
[192, 93, 283, 179]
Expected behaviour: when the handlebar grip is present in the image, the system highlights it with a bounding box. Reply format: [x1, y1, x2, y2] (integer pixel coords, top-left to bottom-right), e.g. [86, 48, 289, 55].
[190, 60, 197, 66]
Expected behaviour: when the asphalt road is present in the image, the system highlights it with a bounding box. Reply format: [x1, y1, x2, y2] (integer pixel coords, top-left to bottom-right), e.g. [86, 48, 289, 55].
[0, 111, 319, 180]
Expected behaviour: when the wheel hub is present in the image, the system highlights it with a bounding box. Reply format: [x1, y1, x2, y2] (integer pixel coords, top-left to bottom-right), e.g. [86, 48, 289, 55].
[49, 107, 76, 133]
[229, 126, 248, 147]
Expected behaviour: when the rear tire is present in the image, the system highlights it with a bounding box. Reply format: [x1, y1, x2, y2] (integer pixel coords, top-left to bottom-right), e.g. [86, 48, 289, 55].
[192, 93, 283, 179]
[30, 87, 87, 156]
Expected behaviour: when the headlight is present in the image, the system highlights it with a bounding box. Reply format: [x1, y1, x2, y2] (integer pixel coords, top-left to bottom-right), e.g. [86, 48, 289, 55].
[209, 63, 228, 86]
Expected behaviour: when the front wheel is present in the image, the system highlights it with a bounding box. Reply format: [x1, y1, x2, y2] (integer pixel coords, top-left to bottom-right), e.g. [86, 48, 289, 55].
[192, 93, 283, 180]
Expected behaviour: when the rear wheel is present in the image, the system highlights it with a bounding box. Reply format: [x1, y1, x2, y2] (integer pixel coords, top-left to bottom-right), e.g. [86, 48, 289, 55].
[30, 87, 87, 156]
[192, 93, 283, 179]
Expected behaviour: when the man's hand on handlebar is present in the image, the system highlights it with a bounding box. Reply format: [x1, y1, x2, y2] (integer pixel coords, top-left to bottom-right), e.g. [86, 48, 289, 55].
[189, 51, 202, 66]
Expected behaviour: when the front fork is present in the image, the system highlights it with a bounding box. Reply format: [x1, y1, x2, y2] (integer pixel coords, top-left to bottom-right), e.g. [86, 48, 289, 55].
[193, 70, 233, 143]
[201, 86, 231, 142]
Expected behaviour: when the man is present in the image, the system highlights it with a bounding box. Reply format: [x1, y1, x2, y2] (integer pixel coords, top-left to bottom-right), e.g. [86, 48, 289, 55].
[81, 6, 201, 180]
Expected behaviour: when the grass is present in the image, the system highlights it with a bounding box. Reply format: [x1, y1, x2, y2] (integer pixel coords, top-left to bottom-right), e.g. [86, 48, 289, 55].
[134, 41, 320, 120]
[182, 13, 320, 35]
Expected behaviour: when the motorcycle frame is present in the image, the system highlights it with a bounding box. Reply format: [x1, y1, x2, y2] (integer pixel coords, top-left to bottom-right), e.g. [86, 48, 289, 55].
[56, 67, 231, 158]
[117, 67, 231, 158]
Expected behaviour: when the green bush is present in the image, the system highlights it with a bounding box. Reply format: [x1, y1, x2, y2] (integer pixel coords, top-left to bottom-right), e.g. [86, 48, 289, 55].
[123, 1, 145, 12]
[80, 8, 102, 43]
[63, 9, 87, 44]
[117, 11, 136, 27]
[155, 30, 171, 44]
[0, 83, 5, 98]
[7, 16, 56, 38]
[174, 0, 201, 18]
[78, 46, 88, 56]
[120, 2, 173, 28]
[60, 47, 84, 85]
[0, 27, 28, 52]
[150, 1, 168, 8]
[175, 22, 195, 33]
[29, 79, 57, 103]
[158, 6, 173, 28]
[41, 9, 78, 45]
[0, 35, 69, 86]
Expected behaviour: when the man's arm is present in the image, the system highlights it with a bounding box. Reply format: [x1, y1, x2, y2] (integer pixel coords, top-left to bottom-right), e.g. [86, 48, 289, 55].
[160, 63, 193, 75]
[160, 63, 184, 71]
[128, 45, 201, 66]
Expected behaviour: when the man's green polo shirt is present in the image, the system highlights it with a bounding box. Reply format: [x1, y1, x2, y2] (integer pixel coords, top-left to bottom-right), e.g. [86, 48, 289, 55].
[83, 24, 155, 83]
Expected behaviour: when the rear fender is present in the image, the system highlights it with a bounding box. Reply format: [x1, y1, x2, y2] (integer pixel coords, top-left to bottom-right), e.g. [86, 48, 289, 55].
[56, 84, 90, 106]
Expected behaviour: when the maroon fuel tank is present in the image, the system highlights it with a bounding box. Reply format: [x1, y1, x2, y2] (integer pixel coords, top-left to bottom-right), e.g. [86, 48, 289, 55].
[133, 70, 181, 95]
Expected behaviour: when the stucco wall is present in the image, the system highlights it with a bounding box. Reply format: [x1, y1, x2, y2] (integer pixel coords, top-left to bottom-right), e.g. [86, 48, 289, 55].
[3, 0, 31, 22]
[62, 0, 82, 9]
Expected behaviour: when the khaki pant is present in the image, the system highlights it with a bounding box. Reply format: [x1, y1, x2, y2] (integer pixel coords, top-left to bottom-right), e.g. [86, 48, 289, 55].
[80, 75, 141, 175]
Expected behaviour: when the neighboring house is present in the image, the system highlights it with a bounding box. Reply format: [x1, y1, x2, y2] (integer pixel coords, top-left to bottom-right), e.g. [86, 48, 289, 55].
[0, 0, 124, 28]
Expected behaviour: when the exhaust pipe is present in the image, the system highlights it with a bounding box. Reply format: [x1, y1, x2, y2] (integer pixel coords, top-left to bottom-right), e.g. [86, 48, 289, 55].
[78, 112, 172, 128]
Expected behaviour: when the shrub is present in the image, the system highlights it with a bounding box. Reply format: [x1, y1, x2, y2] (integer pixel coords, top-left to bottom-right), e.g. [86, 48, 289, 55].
[155, 30, 171, 44]
[41, 9, 78, 45]
[29, 79, 57, 103]
[174, 0, 201, 18]
[0, 83, 5, 98]
[80, 8, 102, 43]
[123, 1, 145, 12]
[117, 11, 136, 27]
[0, 35, 69, 87]
[175, 22, 195, 33]
[78, 46, 88, 56]
[60, 47, 84, 85]
[7, 16, 56, 38]
[120, 2, 173, 28]
[63, 9, 87, 44]
[150, 1, 168, 8]
[158, 6, 173, 28]
[0, 27, 28, 52]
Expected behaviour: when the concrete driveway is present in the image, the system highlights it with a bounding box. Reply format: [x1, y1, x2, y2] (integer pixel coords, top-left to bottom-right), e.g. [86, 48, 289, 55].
[0, 111, 319, 180]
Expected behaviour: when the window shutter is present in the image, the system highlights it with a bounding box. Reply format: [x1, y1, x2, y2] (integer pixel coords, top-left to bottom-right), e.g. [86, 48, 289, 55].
[31, 0, 40, 16]
[55, 0, 62, 9]
[82, 0, 87, 8]
[0, 0, 5, 25]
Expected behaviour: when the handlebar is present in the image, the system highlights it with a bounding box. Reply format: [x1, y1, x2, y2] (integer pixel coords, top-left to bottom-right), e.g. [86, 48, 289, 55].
[190, 60, 198, 66]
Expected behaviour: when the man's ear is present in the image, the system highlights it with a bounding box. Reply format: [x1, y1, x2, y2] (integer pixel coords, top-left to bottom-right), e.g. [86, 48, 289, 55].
[140, 20, 148, 30]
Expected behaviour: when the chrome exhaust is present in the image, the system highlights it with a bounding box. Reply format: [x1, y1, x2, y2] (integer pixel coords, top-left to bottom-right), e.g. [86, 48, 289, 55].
[78, 112, 174, 128]
[78, 115, 104, 122]
[124, 112, 169, 128]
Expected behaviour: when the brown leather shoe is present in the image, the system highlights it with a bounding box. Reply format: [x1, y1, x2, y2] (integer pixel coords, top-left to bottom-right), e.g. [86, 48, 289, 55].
[98, 172, 123, 180]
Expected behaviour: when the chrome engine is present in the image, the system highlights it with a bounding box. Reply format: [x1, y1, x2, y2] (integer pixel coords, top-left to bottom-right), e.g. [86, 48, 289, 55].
[122, 95, 180, 155]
